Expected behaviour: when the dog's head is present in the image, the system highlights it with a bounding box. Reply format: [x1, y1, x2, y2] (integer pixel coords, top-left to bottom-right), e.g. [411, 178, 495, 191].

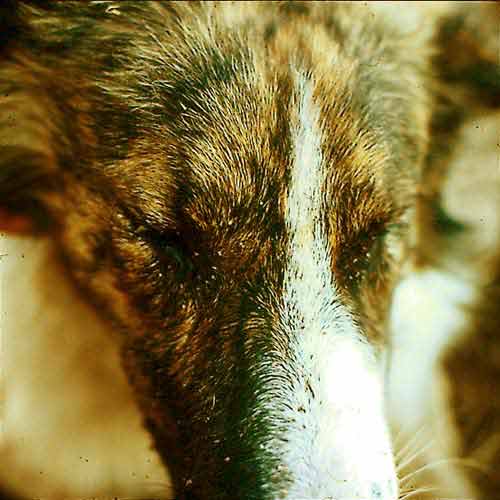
[2, 2, 500, 499]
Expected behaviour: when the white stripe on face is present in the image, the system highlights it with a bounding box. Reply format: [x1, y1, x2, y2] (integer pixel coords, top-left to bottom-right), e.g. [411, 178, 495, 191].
[275, 74, 398, 500]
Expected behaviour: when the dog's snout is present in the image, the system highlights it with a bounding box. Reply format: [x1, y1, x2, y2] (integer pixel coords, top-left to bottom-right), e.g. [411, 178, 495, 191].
[371, 477, 399, 499]
[295, 479, 398, 500]
[326, 479, 398, 500]
[371, 482, 384, 498]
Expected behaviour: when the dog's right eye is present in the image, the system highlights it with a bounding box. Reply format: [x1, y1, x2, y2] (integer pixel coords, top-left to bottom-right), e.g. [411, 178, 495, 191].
[335, 219, 393, 292]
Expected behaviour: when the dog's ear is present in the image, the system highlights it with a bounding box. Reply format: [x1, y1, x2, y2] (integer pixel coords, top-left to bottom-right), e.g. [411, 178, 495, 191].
[0, 67, 61, 235]
[0, 0, 139, 236]
[0, 1, 67, 235]
[434, 3, 500, 111]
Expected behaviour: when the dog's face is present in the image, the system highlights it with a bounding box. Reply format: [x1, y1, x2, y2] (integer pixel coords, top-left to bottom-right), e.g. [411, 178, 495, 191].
[2, 2, 500, 499]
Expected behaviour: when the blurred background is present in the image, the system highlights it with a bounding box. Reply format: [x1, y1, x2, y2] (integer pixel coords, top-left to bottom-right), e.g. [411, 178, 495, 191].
[0, 235, 171, 498]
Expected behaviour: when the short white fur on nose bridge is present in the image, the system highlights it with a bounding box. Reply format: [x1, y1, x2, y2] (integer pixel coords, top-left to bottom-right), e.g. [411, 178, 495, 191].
[270, 73, 398, 500]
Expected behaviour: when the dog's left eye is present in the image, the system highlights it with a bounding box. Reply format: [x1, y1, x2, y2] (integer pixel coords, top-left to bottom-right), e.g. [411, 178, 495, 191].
[156, 239, 194, 279]
[135, 225, 194, 280]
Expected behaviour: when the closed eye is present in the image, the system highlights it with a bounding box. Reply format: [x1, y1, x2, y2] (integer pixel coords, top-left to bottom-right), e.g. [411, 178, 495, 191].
[136, 226, 195, 280]
[336, 220, 393, 290]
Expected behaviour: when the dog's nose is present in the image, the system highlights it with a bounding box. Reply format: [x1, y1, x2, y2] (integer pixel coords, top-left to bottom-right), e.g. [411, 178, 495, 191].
[328, 480, 397, 500]
[318, 480, 397, 500]
[371, 482, 383, 498]
[325, 479, 398, 500]
[369, 478, 398, 499]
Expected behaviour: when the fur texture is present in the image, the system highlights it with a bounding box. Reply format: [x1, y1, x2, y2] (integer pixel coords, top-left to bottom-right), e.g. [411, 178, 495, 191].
[1, 2, 500, 499]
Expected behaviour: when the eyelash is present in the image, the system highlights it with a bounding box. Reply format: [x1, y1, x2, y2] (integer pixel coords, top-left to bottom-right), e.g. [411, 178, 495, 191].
[337, 223, 391, 289]
[131, 223, 194, 280]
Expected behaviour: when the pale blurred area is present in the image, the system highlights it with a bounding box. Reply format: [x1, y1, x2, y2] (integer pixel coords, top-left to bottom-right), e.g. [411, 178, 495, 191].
[440, 113, 500, 497]
[443, 114, 500, 264]
[0, 237, 171, 498]
[388, 111, 500, 499]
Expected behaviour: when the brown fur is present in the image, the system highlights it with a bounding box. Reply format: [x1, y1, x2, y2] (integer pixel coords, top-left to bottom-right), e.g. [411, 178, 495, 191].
[2, 2, 500, 499]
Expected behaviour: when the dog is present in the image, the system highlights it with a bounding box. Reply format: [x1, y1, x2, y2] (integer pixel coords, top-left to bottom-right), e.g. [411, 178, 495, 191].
[1, 2, 500, 499]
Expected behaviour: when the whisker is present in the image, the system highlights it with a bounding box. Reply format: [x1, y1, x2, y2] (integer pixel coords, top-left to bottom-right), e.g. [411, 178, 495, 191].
[397, 439, 434, 473]
[399, 455, 490, 485]
[398, 485, 440, 500]
[395, 426, 430, 462]
[392, 423, 427, 452]
[399, 458, 454, 484]
[448, 456, 490, 474]
[470, 430, 500, 465]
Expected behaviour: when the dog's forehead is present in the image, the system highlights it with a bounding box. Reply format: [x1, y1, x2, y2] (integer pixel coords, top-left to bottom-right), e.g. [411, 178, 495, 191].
[173, 70, 392, 238]
[104, 19, 395, 261]
[177, 74, 292, 231]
